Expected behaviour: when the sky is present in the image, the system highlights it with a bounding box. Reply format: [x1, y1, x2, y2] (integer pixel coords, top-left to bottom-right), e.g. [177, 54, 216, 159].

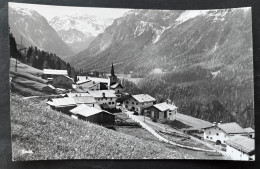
[9, 2, 131, 20]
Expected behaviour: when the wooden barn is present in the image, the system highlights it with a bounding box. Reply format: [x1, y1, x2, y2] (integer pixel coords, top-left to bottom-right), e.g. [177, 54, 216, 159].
[47, 97, 77, 114]
[70, 104, 115, 128]
[53, 75, 73, 89]
[42, 84, 55, 93]
[144, 102, 178, 121]
[42, 69, 68, 79]
[243, 127, 255, 138]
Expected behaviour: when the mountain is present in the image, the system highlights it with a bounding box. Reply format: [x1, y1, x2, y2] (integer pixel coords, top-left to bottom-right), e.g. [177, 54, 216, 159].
[69, 8, 253, 127]
[49, 15, 113, 53]
[9, 6, 74, 57]
[70, 8, 252, 73]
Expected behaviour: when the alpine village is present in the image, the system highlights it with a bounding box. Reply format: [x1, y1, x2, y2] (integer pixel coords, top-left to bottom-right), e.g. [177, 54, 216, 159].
[9, 4, 254, 161]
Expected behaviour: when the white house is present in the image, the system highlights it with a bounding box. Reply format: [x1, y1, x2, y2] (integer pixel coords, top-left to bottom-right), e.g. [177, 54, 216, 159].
[123, 94, 156, 114]
[78, 81, 100, 91]
[144, 102, 178, 121]
[88, 90, 117, 109]
[243, 127, 255, 139]
[203, 122, 246, 144]
[226, 135, 255, 161]
[42, 69, 68, 79]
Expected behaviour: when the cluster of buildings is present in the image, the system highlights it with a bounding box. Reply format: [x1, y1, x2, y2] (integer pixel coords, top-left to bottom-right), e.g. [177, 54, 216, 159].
[42, 64, 255, 161]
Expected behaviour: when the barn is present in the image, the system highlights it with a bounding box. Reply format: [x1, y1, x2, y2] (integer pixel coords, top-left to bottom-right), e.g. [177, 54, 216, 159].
[53, 75, 73, 88]
[144, 102, 178, 121]
[70, 104, 115, 128]
[42, 84, 55, 93]
[243, 127, 255, 138]
[226, 135, 255, 161]
[42, 69, 68, 79]
[46, 97, 77, 114]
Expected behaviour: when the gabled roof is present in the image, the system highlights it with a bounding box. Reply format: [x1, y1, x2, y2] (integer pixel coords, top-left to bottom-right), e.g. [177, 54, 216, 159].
[43, 69, 67, 75]
[49, 98, 76, 107]
[110, 83, 124, 89]
[70, 104, 114, 117]
[88, 77, 109, 84]
[131, 94, 156, 103]
[205, 122, 245, 134]
[79, 81, 99, 89]
[88, 90, 117, 98]
[76, 79, 91, 85]
[244, 127, 255, 133]
[73, 96, 97, 104]
[65, 93, 90, 97]
[152, 102, 178, 111]
[55, 75, 73, 81]
[72, 88, 86, 93]
[226, 135, 255, 154]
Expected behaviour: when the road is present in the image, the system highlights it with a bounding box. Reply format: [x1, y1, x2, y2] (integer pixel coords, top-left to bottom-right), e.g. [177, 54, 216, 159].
[124, 110, 229, 158]
[23, 95, 59, 100]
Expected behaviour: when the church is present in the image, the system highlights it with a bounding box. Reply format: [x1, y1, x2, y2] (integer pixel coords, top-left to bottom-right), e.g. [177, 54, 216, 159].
[109, 63, 124, 94]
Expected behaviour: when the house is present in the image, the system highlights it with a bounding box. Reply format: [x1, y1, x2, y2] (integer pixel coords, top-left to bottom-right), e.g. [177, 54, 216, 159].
[226, 135, 255, 161]
[42, 84, 55, 93]
[243, 127, 255, 138]
[88, 90, 117, 109]
[87, 77, 109, 90]
[123, 94, 156, 115]
[144, 102, 177, 121]
[78, 81, 100, 91]
[203, 122, 247, 144]
[109, 83, 124, 94]
[72, 96, 100, 108]
[46, 97, 77, 114]
[53, 75, 73, 88]
[42, 69, 68, 79]
[69, 104, 115, 128]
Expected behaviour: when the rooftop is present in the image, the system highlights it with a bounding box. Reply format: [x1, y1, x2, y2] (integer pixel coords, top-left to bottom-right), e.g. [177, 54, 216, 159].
[205, 122, 245, 134]
[226, 135, 255, 154]
[244, 127, 255, 133]
[132, 94, 156, 103]
[48, 98, 76, 107]
[153, 102, 178, 111]
[88, 90, 117, 98]
[88, 77, 109, 84]
[65, 93, 90, 97]
[43, 69, 68, 75]
[70, 104, 113, 117]
[110, 83, 123, 89]
[73, 96, 97, 104]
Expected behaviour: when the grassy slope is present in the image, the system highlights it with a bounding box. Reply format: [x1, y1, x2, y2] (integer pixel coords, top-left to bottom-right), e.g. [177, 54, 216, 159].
[11, 93, 194, 160]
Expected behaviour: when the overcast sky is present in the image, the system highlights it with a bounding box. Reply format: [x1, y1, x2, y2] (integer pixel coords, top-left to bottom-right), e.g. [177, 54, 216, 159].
[9, 2, 131, 20]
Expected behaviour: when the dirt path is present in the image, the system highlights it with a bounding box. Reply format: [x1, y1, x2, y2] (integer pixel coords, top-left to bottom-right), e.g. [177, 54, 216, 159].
[23, 95, 59, 100]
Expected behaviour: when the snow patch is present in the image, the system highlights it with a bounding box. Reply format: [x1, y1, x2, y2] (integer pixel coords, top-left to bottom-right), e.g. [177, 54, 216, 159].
[175, 10, 209, 25]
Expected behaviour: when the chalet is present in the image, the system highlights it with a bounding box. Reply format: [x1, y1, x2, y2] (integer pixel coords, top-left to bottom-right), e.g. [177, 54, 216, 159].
[42, 69, 67, 79]
[78, 81, 100, 91]
[144, 102, 178, 121]
[53, 75, 73, 88]
[123, 94, 156, 115]
[65, 93, 90, 97]
[42, 84, 55, 93]
[88, 90, 117, 109]
[226, 135, 255, 161]
[69, 104, 115, 128]
[109, 83, 124, 94]
[243, 127, 255, 139]
[46, 97, 77, 114]
[203, 122, 247, 144]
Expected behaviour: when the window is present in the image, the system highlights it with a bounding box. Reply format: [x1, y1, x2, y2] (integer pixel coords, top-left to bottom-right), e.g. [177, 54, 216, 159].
[210, 137, 212, 140]
[109, 102, 111, 105]
[209, 131, 211, 134]
[169, 113, 172, 116]
[142, 103, 144, 106]
[136, 108, 138, 111]
[126, 101, 129, 104]
[110, 98, 112, 101]
[206, 136, 209, 138]
[136, 103, 138, 105]
[132, 102, 134, 104]
[112, 102, 114, 104]
[126, 105, 128, 108]
[216, 133, 219, 136]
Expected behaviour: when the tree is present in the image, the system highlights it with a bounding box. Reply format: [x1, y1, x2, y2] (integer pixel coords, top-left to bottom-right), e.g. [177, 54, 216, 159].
[43, 60, 50, 69]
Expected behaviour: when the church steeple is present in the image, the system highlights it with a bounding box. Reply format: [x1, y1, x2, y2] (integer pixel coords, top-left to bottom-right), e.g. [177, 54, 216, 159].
[109, 63, 117, 86]
[111, 62, 115, 76]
